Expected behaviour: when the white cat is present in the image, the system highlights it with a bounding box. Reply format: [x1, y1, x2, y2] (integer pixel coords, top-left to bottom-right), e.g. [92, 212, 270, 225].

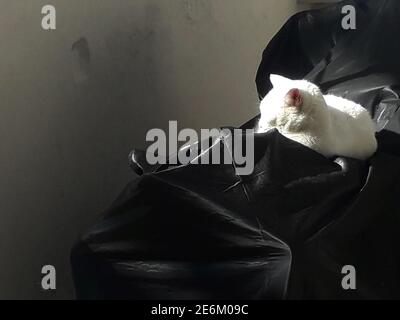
[257, 74, 377, 160]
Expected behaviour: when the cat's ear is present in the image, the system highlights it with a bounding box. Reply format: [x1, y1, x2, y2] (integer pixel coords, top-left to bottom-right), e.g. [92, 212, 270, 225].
[285, 88, 303, 107]
[270, 74, 292, 88]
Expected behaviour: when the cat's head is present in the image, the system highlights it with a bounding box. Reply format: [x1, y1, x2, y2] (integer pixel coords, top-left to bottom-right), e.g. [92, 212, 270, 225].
[259, 75, 328, 133]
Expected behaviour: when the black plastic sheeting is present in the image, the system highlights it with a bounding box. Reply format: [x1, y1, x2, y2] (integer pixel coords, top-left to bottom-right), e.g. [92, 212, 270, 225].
[71, 0, 400, 299]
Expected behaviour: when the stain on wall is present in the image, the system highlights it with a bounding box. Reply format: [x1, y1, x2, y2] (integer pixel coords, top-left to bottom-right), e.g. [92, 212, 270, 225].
[71, 37, 91, 83]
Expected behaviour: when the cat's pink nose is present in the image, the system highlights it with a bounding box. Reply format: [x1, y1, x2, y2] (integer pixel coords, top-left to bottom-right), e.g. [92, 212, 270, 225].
[285, 88, 303, 107]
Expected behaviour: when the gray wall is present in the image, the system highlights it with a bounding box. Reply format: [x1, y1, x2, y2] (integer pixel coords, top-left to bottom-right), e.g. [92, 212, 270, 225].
[0, 0, 309, 299]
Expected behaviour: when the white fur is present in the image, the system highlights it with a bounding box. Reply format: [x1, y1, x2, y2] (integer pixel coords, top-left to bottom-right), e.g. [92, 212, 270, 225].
[257, 75, 377, 160]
